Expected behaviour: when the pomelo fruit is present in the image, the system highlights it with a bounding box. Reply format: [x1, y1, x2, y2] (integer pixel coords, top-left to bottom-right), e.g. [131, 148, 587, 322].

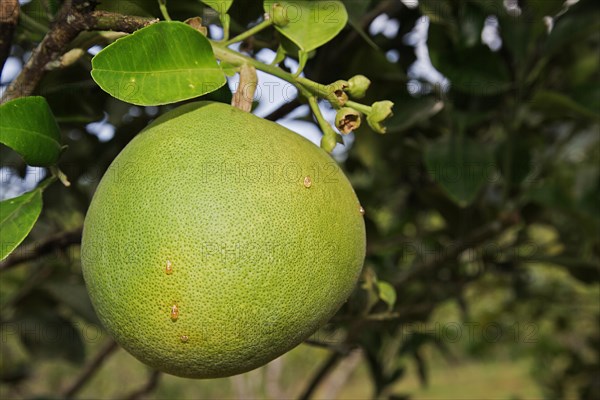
[81, 101, 366, 378]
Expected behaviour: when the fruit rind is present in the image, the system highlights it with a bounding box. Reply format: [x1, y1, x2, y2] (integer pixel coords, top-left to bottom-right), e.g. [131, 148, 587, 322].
[82, 101, 366, 378]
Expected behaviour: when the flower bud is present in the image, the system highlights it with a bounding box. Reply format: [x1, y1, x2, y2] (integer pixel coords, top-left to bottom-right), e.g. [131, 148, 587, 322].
[320, 134, 337, 153]
[269, 3, 289, 27]
[335, 107, 362, 134]
[366, 100, 394, 134]
[347, 75, 371, 98]
[326, 80, 349, 108]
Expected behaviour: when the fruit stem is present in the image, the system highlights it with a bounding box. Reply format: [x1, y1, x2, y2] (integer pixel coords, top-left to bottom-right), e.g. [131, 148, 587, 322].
[210, 41, 363, 146]
[158, 0, 172, 22]
[345, 100, 372, 115]
[224, 18, 273, 46]
[37, 174, 58, 191]
[296, 76, 335, 98]
[211, 43, 358, 109]
[308, 96, 328, 130]
[211, 43, 313, 98]
[220, 13, 231, 41]
[308, 96, 339, 152]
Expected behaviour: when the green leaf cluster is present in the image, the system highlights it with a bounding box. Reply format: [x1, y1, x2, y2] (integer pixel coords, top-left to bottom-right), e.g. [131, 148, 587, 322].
[0, 97, 62, 260]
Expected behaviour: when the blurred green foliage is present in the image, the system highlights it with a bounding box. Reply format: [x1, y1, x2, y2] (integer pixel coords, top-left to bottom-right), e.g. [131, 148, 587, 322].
[1, 0, 598, 399]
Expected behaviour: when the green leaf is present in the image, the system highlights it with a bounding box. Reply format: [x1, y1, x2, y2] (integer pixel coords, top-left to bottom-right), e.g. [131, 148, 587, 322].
[200, 0, 234, 13]
[424, 138, 495, 207]
[428, 23, 511, 96]
[0, 190, 43, 261]
[498, 16, 543, 72]
[41, 75, 106, 124]
[423, 1, 487, 48]
[341, 0, 369, 22]
[359, 267, 381, 313]
[342, 0, 378, 49]
[530, 90, 600, 121]
[376, 281, 397, 311]
[343, 43, 406, 98]
[264, 0, 348, 53]
[386, 96, 444, 133]
[0, 96, 61, 166]
[527, 0, 565, 17]
[91, 22, 227, 106]
[20, 0, 51, 41]
[570, 82, 600, 116]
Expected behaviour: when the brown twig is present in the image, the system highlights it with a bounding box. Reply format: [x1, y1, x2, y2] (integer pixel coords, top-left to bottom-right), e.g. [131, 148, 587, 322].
[332, 303, 436, 324]
[264, 97, 302, 121]
[303, 338, 356, 355]
[89, 11, 158, 33]
[0, 0, 19, 75]
[298, 214, 518, 399]
[333, 312, 401, 322]
[231, 63, 257, 112]
[298, 352, 343, 400]
[1, 0, 157, 103]
[319, 349, 363, 399]
[0, 263, 53, 311]
[0, 227, 83, 272]
[62, 339, 119, 399]
[124, 369, 162, 400]
[298, 318, 366, 400]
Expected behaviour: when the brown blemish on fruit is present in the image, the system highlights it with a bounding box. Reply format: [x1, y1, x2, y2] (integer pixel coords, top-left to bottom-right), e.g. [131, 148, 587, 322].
[359, 206, 365, 216]
[165, 260, 173, 275]
[303, 176, 312, 188]
[180, 335, 189, 343]
[170, 304, 179, 321]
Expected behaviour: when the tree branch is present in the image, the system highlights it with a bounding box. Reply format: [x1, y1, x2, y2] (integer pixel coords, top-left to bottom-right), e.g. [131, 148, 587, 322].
[298, 318, 366, 400]
[125, 370, 162, 400]
[319, 349, 363, 400]
[298, 352, 343, 400]
[62, 339, 119, 399]
[299, 214, 519, 400]
[88, 11, 158, 33]
[333, 303, 435, 323]
[394, 212, 520, 287]
[265, 97, 302, 121]
[0, 227, 83, 272]
[1, 1, 157, 103]
[0, 0, 19, 75]
[303, 338, 356, 355]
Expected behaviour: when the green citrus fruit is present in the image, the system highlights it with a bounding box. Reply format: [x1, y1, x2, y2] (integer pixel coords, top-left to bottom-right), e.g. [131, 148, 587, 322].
[81, 101, 365, 378]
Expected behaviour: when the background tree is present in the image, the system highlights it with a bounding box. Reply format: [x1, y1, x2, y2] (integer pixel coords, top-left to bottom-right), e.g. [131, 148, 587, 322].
[0, 0, 598, 398]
